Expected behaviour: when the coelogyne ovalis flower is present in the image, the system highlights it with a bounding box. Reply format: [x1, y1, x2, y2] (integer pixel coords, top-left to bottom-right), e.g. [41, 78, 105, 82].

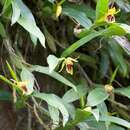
[105, 7, 119, 23]
[59, 57, 78, 75]
[16, 81, 29, 95]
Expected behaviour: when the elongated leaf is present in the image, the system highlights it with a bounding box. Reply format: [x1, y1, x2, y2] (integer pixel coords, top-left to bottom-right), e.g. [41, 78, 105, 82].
[34, 92, 69, 126]
[62, 24, 125, 58]
[64, 3, 95, 20]
[86, 119, 125, 130]
[14, 0, 45, 47]
[61, 30, 105, 57]
[109, 124, 125, 130]
[99, 51, 109, 78]
[30, 65, 77, 91]
[30, 34, 38, 46]
[98, 102, 110, 128]
[18, 17, 45, 47]
[119, 23, 130, 33]
[73, 52, 97, 68]
[114, 86, 130, 99]
[78, 122, 89, 130]
[2, 0, 12, 14]
[63, 5, 92, 28]
[113, 36, 130, 55]
[43, 25, 56, 52]
[91, 108, 100, 121]
[0, 22, 6, 38]
[96, 0, 109, 20]
[48, 105, 60, 129]
[87, 88, 109, 106]
[108, 39, 128, 77]
[55, 108, 91, 130]
[15, 0, 35, 22]
[101, 116, 130, 128]
[11, 1, 21, 25]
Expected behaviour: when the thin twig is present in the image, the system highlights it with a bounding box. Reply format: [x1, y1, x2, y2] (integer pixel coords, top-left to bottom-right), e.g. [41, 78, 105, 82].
[108, 99, 129, 111]
[78, 64, 93, 86]
[32, 96, 49, 116]
[33, 104, 50, 130]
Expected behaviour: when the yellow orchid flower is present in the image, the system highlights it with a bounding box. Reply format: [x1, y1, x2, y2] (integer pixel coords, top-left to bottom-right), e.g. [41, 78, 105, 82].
[105, 7, 120, 23]
[16, 81, 29, 95]
[59, 57, 78, 75]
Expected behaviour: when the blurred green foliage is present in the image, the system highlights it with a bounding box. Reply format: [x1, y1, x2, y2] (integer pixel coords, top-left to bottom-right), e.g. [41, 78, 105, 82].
[0, 0, 130, 130]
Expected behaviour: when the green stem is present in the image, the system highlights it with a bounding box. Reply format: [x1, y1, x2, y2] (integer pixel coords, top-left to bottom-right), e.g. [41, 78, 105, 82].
[0, 75, 18, 89]
[59, 0, 65, 5]
[80, 96, 85, 109]
[6, 61, 18, 82]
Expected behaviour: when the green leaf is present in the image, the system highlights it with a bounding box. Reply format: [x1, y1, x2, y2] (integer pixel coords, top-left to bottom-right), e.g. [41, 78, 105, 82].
[14, 0, 45, 47]
[96, 0, 109, 20]
[0, 21, 6, 38]
[74, 108, 91, 123]
[21, 67, 35, 95]
[62, 84, 87, 103]
[73, 52, 97, 68]
[2, 0, 12, 14]
[18, 17, 45, 47]
[102, 24, 126, 36]
[101, 116, 130, 128]
[87, 88, 109, 106]
[30, 34, 38, 46]
[98, 102, 110, 128]
[97, 102, 108, 116]
[48, 105, 60, 129]
[11, 1, 21, 25]
[47, 55, 61, 73]
[119, 23, 130, 33]
[43, 25, 56, 53]
[63, 4, 92, 28]
[107, 39, 128, 77]
[114, 86, 130, 99]
[61, 30, 105, 57]
[86, 119, 125, 130]
[99, 51, 109, 78]
[55, 108, 91, 130]
[113, 36, 130, 55]
[15, 0, 35, 22]
[91, 108, 100, 121]
[109, 124, 125, 130]
[30, 65, 77, 91]
[34, 92, 69, 126]
[78, 122, 89, 130]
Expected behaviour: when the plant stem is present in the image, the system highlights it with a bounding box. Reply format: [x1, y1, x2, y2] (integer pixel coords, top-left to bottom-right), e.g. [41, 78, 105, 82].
[80, 96, 85, 109]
